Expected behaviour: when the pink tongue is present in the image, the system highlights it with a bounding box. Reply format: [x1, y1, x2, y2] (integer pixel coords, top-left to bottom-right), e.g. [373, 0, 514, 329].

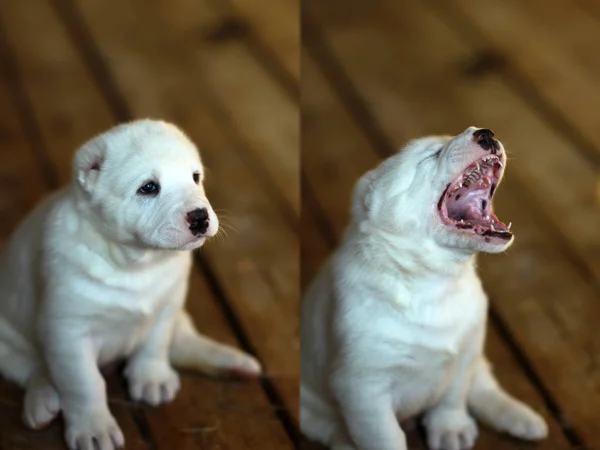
[447, 187, 487, 222]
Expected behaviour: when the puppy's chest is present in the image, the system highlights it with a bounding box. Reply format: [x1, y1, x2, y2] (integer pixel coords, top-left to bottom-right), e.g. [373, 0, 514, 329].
[89, 271, 183, 364]
[406, 290, 482, 360]
[387, 279, 486, 415]
[85, 255, 188, 317]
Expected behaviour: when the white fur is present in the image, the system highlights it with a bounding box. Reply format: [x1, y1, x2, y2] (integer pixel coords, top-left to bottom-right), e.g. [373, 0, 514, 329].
[0, 120, 261, 450]
[300, 127, 548, 450]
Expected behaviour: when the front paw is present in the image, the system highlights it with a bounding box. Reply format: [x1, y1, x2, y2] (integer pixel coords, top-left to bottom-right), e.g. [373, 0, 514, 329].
[424, 408, 478, 450]
[64, 408, 124, 450]
[124, 359, 180, 405]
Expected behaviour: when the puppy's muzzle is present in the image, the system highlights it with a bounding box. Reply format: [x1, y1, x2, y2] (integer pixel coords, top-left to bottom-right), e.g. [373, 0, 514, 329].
[472, 128, 500, 154]
[187, 208, 209, 236]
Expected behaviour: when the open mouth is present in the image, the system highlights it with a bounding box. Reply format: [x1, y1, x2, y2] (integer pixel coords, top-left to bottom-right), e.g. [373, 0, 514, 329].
[438, 154, 512, 241]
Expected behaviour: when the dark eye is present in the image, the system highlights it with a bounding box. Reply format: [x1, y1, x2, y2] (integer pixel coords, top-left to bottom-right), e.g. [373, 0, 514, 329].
[193, 173, 200, 184]
[138, 181, 160, 196]
[433, 147, 443, 158]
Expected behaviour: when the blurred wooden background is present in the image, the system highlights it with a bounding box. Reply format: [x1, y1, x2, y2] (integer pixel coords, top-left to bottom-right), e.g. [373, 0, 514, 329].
[302, 0, 600, 449]
[0, 0, 298, 449]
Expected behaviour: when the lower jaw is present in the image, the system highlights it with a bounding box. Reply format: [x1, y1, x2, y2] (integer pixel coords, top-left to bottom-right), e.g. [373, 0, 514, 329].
[177, 236, 206, 250]
[455, 230, 513, 247]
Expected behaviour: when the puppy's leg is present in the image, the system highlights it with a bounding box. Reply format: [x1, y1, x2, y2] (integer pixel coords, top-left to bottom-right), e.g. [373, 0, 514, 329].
[333, 377, 407, 450]
[467, 358, 547, 440]
[423, 335, 482, 450]
[300, 382, 339, 445]
[43, 330, 124, 450]
[124, 298, 183, 406]
[169, 311, 261, 378]
[23, 370, 60, 430]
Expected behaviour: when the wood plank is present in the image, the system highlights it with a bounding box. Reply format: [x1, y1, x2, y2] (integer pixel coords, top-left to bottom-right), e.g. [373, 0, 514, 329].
[0, 0, 295, 446]
[71, 0, 300, 422]
[0, 26, 150, 450]
[211, 0, 300, 85]
[300, 47, 572, 448]
[305, 3, 600, 444]
[141, 269, 292, 450]
[438, 0, 600, 164]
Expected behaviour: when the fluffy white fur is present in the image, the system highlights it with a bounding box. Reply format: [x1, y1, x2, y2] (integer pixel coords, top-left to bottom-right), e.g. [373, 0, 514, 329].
[0, 120, 260, 450]
[300, 127, 548, 450]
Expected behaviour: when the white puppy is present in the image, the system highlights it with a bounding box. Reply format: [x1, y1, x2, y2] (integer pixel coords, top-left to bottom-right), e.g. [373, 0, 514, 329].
[301, 127, 548, 450]
[0, 120, 260, 450]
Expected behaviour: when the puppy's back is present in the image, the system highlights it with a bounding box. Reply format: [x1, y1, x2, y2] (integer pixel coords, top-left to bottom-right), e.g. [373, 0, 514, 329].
[0, 189, 68, 341]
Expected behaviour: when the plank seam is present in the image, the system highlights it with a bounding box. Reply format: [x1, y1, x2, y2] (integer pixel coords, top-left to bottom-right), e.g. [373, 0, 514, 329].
[508, 170, 600, 297]
[206, 0, 300, 103]
[488, 308, 584, 448]
[50, 0, 132, 122]
[302, 12, 581, 446]
[0, 14, 61, 190]
[194, 254, 300, 448]
[303, 10, 399, 158]
[202, 88, 299, 233]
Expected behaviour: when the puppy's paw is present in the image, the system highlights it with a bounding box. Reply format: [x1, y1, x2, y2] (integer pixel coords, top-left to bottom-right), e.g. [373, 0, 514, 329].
[23, 375, 60, 430]
[424, 408, 478, 450]
[64, 408, 124, 450]
[495, 398, 548, 440]
[125, 359, 180, 405]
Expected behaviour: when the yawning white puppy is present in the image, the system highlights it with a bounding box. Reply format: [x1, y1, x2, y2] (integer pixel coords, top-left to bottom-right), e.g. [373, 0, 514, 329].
[0, 120, 260, 450]
[300, 127, 548, 450]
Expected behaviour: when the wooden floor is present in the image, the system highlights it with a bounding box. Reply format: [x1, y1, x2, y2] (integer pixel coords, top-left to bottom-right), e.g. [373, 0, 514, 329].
[0, 0, 298, 449]
[302, 0, 600, 449]
[1, 0, 600, 449]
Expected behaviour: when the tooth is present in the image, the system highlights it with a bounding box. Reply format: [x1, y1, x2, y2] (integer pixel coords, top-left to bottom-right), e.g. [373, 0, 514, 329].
[490, 224, 495, 231]
[507, 222, 512, 230]
[460, 219, 465, 224]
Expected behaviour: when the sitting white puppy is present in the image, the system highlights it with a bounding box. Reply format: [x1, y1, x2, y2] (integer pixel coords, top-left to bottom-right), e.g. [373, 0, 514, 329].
[301, 127, 548, 450]
[0, 120, 260, 450]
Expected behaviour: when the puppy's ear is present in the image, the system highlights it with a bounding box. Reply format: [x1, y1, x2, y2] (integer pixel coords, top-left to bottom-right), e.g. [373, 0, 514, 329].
[351, 169, 378, 218]
[73, 138, 107, 193]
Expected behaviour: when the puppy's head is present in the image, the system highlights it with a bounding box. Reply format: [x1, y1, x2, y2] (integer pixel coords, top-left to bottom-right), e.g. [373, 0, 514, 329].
[352, 127, 513, 254]
[73, 119, 218, 251]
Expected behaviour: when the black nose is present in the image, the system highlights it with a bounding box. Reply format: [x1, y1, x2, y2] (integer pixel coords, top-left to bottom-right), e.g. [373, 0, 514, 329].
[472, 128, 499, 153]
[187, 208, 209, 236]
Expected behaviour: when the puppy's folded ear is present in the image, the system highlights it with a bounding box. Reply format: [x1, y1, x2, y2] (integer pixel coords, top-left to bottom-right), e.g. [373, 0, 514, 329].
[351, 169, 378, 218]
[73, 138, 107, 194]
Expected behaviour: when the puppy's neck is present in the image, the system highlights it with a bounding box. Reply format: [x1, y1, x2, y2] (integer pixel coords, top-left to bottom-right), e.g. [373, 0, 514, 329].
[349, 223, 476, 278]
[104, 242, 174, 268]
